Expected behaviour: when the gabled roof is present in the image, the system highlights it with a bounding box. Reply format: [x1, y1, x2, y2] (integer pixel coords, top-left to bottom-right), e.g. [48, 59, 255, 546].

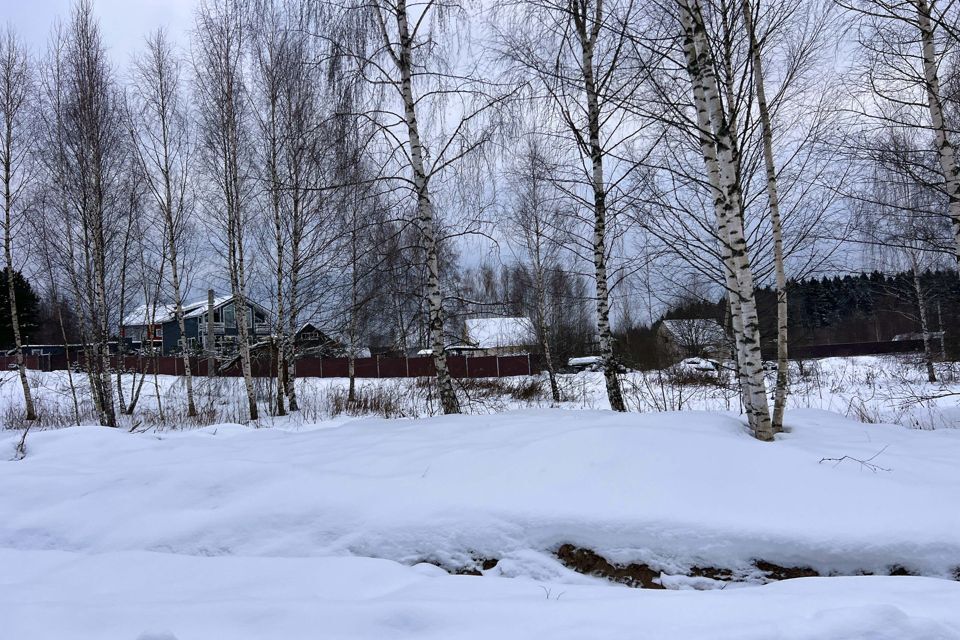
[465, 317, 536, 349]
[123, 295, 266, 327]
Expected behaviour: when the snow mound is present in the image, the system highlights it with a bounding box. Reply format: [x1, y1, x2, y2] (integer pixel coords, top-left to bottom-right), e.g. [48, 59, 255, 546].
[2, 408, 959, 578]
[1, 549, 958, 639]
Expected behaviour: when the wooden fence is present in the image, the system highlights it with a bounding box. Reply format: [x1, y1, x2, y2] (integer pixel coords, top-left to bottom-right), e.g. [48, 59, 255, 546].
[0, 353, 541, 379]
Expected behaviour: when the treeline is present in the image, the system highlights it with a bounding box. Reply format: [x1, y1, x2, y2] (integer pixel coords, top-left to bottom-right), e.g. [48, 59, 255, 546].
[614, 270, 960, 367]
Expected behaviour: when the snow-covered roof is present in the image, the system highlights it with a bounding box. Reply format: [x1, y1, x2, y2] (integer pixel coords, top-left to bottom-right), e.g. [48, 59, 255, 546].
[122, 303, 178, 327]
[464, 317, 535, 349]
[123, 296, 249, 326]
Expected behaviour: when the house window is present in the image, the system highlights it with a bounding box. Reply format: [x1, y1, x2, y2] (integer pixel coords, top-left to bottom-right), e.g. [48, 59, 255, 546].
[223, 304, 236, 329]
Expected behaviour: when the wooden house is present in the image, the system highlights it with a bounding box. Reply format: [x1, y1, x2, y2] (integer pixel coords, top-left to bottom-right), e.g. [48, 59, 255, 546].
[121, 294, 272, 356]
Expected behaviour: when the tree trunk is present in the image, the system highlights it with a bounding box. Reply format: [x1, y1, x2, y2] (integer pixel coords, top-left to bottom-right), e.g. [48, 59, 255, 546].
[576, 5, 626, 412]
[912, 262, 937, 383]
[742, 0, 788, 432]
[914, 0, 960, 265]
[1, 31, 37, 421]
[393, 0, 459, 414]
[3, 240, 36, 423]
[678, 0, 773, 440]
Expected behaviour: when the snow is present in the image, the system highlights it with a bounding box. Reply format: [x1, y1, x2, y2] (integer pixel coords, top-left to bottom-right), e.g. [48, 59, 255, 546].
[2, 358, 960, 637]
[465, 316, 535, 349]
[2, 409, 958, 576]
[2, 550, 958, 639]
[567, 355, 602, 366]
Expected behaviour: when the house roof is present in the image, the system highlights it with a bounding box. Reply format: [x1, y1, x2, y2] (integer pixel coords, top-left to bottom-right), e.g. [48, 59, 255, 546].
[464, 317, 535, 349]
[123, 295, 259, 327]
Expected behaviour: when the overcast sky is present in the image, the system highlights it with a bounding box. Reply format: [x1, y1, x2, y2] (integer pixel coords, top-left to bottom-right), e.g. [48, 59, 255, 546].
[3, 0, 197, 63]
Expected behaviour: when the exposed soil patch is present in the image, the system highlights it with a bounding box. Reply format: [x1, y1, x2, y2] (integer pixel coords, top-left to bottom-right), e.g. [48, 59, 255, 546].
[887, 564, 918, 577]
[556, 544, 665, 589]
[418, 555, 499, 576]
[552, 545, 953, 589]
[689, 565, 734, 581]
[754, 560, 819, 581]
[419, 546, 955, 588]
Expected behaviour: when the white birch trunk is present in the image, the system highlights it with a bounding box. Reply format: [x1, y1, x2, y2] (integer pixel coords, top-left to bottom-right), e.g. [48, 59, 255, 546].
[575, 4, 626, 412]
[914, 0, 960, 264]
[678, 0, 773, 440]
[391, 0, 459, 414]
[2, 134, 36, 423]
[742, 0, 788, 431]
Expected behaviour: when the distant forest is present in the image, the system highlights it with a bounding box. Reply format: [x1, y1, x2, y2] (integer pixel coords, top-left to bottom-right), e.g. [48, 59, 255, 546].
[618, 270, 960, 367]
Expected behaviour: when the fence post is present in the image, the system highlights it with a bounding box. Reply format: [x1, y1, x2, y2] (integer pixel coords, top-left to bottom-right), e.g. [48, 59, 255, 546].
[496, 356, 500, 378]
[527, 353, 531, 376]
[465, 354, 469, 378]
[376, 355, 381, 378]
[405, 356, 410, 378]
[320, 357, 323, 378]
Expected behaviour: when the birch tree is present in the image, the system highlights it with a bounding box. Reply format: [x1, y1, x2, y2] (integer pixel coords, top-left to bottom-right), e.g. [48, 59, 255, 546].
[0, 27, 37, 421]
[493, 0, 652, 412]
[503, 136, 569, 403]
[130, 29, 198, 417]
[841, 0, 960, 265]
[675, 0, 774, 439]
[38, 1, 128, 428]
[741, 0, 788, 430]
[322, 0, 505, 414]
[194, 0, 259, 421]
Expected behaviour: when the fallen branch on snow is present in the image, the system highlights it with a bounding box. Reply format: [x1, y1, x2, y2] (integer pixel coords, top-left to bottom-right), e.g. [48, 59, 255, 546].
[819, 445, 891, 472]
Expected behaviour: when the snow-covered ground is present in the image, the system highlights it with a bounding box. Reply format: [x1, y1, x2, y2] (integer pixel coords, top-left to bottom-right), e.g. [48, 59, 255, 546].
[4, 550, 958, 639]
[1, 357, 959, 638]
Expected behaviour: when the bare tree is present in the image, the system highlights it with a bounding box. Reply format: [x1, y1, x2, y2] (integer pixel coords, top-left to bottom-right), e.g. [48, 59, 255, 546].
[741, 0, 788, 431]
[494, 0, 654, 412]
[130, 29, 198, 417]
[856, 132, 949, 382]
[674, 0, 773, 439]
[0, 26, 37, 421]
[194, 0, 259, 421]
[37, 1, 129, 428]
[841, 0, 960, 265]
[322, 0, 507, 414]
[503, 135, 569, 403]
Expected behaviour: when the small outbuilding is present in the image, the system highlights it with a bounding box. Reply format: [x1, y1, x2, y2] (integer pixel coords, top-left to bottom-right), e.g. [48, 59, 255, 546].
[462, 317, 536, 356]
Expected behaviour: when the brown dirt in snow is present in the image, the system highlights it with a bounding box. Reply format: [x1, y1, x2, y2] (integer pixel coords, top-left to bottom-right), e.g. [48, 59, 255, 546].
[555, 543, 665, 589]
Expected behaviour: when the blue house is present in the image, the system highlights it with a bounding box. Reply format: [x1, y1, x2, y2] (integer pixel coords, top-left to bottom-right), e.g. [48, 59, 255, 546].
[121, 295, 272, 356]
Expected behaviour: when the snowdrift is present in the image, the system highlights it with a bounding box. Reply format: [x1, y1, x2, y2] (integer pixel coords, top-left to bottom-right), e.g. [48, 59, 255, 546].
[2, 408, 958, 578]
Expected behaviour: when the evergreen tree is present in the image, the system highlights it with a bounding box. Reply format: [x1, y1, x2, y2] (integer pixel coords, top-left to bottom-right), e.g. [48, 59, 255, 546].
[0, 268, 39, 349]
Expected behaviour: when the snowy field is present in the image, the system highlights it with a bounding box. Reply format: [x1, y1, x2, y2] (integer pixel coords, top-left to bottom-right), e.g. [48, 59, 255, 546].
[2, 356, 960, 638]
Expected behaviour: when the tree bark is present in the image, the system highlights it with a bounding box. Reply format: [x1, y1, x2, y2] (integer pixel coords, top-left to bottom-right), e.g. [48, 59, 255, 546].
[911, 260, 937, 382]
[391, 0, 459, 414]
[575, 2, 626, 412]
[742, 0, 788, 432]
[914, 0, 960, 265]
[678, 0, 773, 440]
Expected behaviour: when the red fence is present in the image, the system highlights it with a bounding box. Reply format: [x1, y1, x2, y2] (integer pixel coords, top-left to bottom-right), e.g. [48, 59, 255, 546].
[0, 353, 541, 379]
